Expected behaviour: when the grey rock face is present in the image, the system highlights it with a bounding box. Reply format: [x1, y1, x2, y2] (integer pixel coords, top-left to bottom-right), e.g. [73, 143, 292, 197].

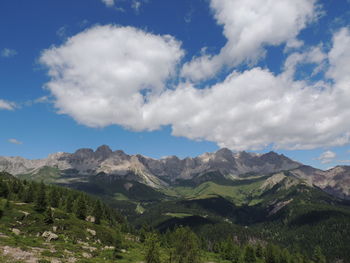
[290, 165, 350, 199]
[0, 146, 299, 181]
[0, 147, 299, 180]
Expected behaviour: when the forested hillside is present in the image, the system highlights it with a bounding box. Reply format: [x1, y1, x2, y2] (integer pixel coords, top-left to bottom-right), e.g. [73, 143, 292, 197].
[0, 171, 336, 263]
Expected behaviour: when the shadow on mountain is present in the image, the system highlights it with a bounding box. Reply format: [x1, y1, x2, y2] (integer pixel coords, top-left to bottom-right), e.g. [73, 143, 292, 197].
[156, 215, 215, 233]
[180, 197, 268, 225]
[289, 210, 349, 226]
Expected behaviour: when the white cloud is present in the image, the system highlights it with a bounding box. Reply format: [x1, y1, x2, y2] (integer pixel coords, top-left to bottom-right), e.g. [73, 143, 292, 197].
[56, 26, 68, 38]
[184, 7, 194, 24]
[132, 1, 142, 13]
[40, 26, 350, 151]
[101, 0, 115, 7]
[0, 99, 16, 110]
[34, 96, 50, 104]
[317, 151, 336, 164]
[40, 25, 184, 129]
[144, 28, 350, 150]
[181, 0, 319, 82]
[285, 38, 304, 51]
[8, 139, 23, 145]
[1, 48, 17, 58]
[283, 45, 327, 78]
[327, 28, 350, 84]
[23, 96, 51, 107]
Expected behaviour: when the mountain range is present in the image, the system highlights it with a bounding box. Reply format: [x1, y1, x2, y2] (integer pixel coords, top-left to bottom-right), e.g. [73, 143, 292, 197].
[1, 146, 350, 261]
[0, 145, 349, 199]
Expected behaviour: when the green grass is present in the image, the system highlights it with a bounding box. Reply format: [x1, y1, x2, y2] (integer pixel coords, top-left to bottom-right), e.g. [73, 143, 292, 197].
[18, 166, 61, 183]
[113, 193, 129, 201]
[135, 203, 145, 214]
[164, 212, 193, 218]
[172, 180, 264, 205]
[0, 198, 126, 262]
[0, 252, 24, 263]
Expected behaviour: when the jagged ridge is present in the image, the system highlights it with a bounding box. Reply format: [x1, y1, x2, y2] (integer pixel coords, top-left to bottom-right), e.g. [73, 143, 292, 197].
[0, 145, 349, 198]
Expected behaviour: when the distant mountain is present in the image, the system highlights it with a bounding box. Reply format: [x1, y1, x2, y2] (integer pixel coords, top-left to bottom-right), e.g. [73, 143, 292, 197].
[290, 165, 350, 199]
[0, 145, 349, 199]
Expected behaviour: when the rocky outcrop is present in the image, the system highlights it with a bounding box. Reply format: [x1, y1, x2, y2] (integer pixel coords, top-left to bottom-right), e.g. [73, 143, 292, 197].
[290, 165, 350, 199]
[11, 228, 21, 235]
[42, 231, 58, 242]
[87, 229, 96, 236]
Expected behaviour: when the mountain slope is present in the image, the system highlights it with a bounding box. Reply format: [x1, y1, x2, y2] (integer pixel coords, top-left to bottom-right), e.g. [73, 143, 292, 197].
[132, 171, 350, 261]
[290, 165, 350, 199]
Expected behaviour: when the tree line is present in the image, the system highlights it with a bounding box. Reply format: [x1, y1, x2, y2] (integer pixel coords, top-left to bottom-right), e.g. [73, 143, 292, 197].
[0, 171, 124, 226]
[143, 226, 327, 263]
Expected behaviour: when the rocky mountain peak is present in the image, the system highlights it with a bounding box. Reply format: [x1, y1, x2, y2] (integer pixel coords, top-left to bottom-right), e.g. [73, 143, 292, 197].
[260, 151, 284, 163]
[164, 155, 180, 161]
[214, 148, 233, 160]
[73, 148, 94, 159]
[236, 151, 254, 159]
[95, 145, 113, 159]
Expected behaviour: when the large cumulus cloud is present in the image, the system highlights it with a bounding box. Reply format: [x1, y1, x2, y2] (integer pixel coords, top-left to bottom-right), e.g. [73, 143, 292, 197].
[40, 25, 184, 130]
[40, 2, 350, 151]
[181, 0, 319, 81]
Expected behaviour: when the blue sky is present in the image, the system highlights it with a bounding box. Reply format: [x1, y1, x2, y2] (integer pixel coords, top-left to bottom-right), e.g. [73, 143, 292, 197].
[0, 0, 350, 169]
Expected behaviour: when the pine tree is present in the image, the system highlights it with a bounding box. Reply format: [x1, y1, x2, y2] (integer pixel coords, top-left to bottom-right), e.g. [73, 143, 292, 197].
[4, 199, 11, 210]
[145, 233, 162, 263]
[244, 245, 257, 263]
[265, 244, 279, 263]
[172, 227, 201, 263]
[48, 188, 60, 208]
[65, 194, 74, 213]
[313, 246, 326, 263]
[44, 207, 54, 224]
[291, 253, 304, 263]
[74, 195, 87, 220]
[140, 224, 150, 243]
[92, 199, 103, 224]
[113, 229, 123, 259]
[34, 182, 47, 212]
[256, 243, 264, 259]
[10, 179, 22, 194]
[0, 180, 9, 198]
[221, 238, 241, 263]
[22, 183, 35, 203]
[280, 248, 291, 263]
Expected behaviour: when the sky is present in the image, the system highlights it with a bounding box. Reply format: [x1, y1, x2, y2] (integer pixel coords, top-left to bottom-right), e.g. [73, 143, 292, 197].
[0, 0, 350, 169]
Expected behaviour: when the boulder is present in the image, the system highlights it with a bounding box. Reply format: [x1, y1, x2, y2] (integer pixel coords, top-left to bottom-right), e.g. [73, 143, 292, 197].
[103, 246, 114, 250]
[85, 215, 95, 223]
[42, 231, 58, 242]
[87, 228, 96, 236]
[82, 252, 92, 258]
[11, 228, 21, 235]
